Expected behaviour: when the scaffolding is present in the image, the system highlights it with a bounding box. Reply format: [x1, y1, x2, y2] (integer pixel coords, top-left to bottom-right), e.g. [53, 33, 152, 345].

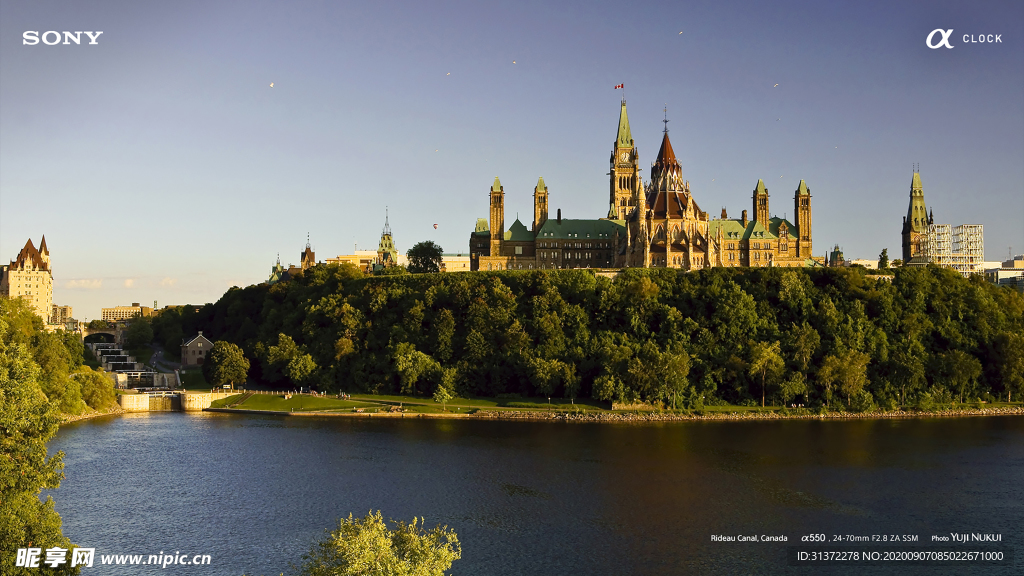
[921, 223, 984, 277]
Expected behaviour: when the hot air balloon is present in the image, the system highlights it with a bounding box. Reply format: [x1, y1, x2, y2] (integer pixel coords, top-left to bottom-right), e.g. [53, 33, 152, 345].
[433, 224, 438, 229]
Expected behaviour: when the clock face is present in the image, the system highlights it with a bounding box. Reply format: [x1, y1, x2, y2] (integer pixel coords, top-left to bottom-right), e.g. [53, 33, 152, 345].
[619, 151, 629, 162]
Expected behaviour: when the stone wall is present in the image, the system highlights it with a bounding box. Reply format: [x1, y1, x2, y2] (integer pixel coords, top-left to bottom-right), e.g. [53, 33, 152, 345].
[180, 392, 234, 411]
[117, 393, 150, 412]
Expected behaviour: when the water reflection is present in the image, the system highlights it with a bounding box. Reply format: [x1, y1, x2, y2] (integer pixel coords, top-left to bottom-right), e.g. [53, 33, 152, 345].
[50, 414, 1024, 575]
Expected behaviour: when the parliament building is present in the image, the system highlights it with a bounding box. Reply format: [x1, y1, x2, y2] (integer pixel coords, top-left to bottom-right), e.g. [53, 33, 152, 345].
[470, 100, 818, 271]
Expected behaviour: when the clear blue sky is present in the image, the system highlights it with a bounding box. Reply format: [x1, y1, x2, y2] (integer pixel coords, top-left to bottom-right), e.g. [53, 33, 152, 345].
[2, 0, 1022, 320]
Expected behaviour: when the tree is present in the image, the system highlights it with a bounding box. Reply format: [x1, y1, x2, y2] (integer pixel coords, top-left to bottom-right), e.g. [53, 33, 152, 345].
[891, 259, 903, 267]
[407, 241, 444, 274]
[878, 248, 889, 270]
[433, 368, 455, 411]
[748, 341, 784, 407]
[993, 332, 1024, 403]
[126, 316, 153, 349]
[87, 319, 111, 330]
[298, 511, 461, 576]
[931, 350, 982, 403]
[77, 367, 117, 409]
[203, 341, 250, 389]
[1, 314, 77, 575]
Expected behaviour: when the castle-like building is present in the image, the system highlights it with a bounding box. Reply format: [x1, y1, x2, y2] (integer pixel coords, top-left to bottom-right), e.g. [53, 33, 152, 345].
[470, 100, 816, 270]
[1, 236, 66, 324]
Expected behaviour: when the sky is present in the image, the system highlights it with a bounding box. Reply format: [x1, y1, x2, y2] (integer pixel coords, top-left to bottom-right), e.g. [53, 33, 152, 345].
[1, 0, 1022, 320]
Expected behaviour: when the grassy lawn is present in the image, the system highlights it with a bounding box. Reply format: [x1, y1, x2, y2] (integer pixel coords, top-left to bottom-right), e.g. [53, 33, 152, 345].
[179, 369, 209, 389]
[228, 393, 382, 412]
[349, 393, 609, 411]
[129, 346, 155, 366]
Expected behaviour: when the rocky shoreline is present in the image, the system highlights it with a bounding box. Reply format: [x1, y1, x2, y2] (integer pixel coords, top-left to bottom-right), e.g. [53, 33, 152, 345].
[472, 405, 1024, 423]
[60, 406, 128, 425]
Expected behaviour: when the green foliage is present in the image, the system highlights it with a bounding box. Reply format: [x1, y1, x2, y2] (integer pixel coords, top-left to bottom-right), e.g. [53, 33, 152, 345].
[139, 265, 1024, 409]
[86, 319, 111, 329]
[878, 248, 889, 270]
[77, 368, 117, 410]
[1, 302, 77, 575]
[125, 316, 154, 349]
[298, 511, 460, 576]
[406, 241, 444, 274]
[203, 341, 250, 388]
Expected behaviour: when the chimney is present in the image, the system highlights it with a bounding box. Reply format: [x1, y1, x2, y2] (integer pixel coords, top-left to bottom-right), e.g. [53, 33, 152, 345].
[198, 331, 203, 336]
[557, 209, 561, 224]
[721, 207, 728, 219]
[741, 210, 748, 227]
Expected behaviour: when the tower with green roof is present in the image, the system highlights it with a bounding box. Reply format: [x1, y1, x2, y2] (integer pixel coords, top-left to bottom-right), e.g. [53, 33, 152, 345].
[901, 169, 930, 262]
[533, 177, 549, 232]
[609, 99, 640, 220]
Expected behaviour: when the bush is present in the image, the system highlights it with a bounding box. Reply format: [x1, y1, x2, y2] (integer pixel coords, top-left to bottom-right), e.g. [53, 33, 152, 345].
[77, 368, 117, 410]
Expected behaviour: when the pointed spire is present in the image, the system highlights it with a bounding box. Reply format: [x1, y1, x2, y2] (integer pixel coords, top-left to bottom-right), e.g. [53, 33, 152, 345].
[491, 177, 502, 192]
[755, 179, 767, 194]
[795, 179, 809, 195]
[39, 235, 48, 254]
[382, 207, 392, 236]
[536, 176, 546, 191]
[616, 100, 633, 148]
[911, 171, 922, 192]
[654, 131, 678, 167]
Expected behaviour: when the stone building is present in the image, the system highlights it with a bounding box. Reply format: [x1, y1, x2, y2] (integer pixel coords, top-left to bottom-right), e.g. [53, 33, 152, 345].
[901, 169, 932, 263]
[181, 331, 214, 366]
[101, 303, 154, 321]
[469, 99, 816, 270]
[1, 237, 54, 322]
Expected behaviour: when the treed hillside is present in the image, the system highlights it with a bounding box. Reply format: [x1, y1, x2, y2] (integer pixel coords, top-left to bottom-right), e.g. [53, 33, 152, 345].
[154, 265, 1024, 410]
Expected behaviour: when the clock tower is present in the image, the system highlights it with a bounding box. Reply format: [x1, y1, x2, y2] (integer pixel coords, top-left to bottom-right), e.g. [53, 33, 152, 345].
[609, 99, 640, 220]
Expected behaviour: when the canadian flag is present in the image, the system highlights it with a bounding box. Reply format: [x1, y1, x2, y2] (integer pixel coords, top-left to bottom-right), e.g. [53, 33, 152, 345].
[614, 84, 624, 89]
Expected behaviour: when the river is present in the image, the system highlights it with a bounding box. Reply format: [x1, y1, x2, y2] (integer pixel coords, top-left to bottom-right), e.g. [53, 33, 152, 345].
[49, 412, 1022, 574]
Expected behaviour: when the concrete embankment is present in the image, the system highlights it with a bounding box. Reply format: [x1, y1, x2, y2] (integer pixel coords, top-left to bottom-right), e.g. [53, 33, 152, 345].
[116, 391, 234, 412]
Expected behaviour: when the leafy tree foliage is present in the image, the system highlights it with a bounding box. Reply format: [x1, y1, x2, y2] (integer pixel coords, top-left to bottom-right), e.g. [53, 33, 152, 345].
[299, 511, 460, 576]
[143, 264, 1024, 410]
[125, 316, 153, 350]
[1, 301, 77, 575]
[878, 248, 889, 270]
[77, 368, 117, 410]
[406, 241, 444, 274]
[202, 341, 250, 388]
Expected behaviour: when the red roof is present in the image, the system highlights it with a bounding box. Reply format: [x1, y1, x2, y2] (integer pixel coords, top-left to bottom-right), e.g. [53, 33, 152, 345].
[10, 238, 49, 271]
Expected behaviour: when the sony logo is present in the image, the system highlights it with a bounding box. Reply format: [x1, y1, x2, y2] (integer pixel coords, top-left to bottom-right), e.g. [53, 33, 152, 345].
[23, 31, 103, 45]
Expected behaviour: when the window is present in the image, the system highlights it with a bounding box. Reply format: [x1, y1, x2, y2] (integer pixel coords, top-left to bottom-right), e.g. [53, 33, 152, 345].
[515, 246, 523, 255]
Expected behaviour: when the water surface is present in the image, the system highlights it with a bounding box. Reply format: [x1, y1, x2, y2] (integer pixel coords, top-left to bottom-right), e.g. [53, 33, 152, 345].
[50, 413, 1024, 574]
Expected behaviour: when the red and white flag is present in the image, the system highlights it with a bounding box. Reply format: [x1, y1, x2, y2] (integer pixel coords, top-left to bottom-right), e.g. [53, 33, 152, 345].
[614, 84, 624, 89]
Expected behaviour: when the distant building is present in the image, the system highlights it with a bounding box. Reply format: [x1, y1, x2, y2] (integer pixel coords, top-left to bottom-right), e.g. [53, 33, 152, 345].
[900, 170, 985, 277]
[441, 254, 471, 272]
[326, 250, 379, 271]
[51, 304, 73, 324]
[102, 303, 154, 321]
[985, 255, 1024, 290]
[827, 245, 846, 268]
[1, 236, 54, 323]
[181, 331, 214, 366]
[847, 258, 878, 269]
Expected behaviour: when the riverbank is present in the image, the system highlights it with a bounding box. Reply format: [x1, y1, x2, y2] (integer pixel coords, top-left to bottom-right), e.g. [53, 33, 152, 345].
[60, 405, 128, 425]
[204, 404, 1024, 423]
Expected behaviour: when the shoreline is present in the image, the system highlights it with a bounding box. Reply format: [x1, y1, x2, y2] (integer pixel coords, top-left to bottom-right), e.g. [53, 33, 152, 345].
[202, 405, 1024, 423]
[60, 405, 128, 425]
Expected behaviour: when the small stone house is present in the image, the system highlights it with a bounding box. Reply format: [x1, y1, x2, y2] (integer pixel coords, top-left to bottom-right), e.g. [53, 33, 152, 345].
[181, 331, 214, 366]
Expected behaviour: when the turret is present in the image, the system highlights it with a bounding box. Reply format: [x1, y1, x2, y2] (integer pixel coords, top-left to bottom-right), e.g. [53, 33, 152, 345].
[489, 177, 505, 257]
[533, 177, 549, 232]
[753, 179, 769, 224]
[794, 179, 812, 257]
[609, 99, 639, 220]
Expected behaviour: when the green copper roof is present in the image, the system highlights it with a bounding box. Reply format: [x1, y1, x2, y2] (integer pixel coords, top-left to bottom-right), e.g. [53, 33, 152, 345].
[536, 218, 626, 240]
[616, 101, 633, 148]
[708, 218, 778, 241]
[492, 177, 502, 192]
[767, 216, 796, 237]
[754, 179, 767, 194]
[505, 218, 534, 242]
[796, 179, 809, 195]
[536, 177, 546, 191]
[906, 171, 928, 233]
[474, 218, 489, 233]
